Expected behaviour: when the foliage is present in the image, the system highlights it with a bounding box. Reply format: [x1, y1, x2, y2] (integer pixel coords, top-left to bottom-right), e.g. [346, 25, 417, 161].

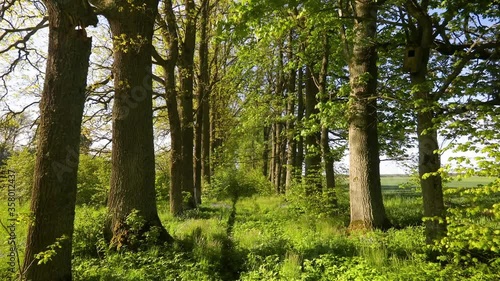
[76, 154, 111, 206]
[72, 206, 107, 257]
[204, 167, 273, 201]
[34, 235, 68, 265]
[435, 179, 500, 266]
[3, 148, 35, 203]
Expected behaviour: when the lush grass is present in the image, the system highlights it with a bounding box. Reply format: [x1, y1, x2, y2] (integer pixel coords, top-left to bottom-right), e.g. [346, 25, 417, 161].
[1, 178, 499, 280]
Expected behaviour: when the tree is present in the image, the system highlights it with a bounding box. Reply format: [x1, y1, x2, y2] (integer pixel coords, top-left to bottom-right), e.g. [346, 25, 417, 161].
[345, 0, 391, 230]
[178, 0, 197, 208]
[158, 0, 184, 215]
[22, 0, 97, 279]
[304, 65, 322, 194]
[402, 0, 499, 243]
[90, 0, 172, 248]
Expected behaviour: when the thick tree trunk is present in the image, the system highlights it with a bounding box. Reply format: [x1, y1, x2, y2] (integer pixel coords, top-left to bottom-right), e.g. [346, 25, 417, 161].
[104, 0, 172, 247]
[179, 0, 197, 208]
[318, 33, 336, 193]
[406, 5, 447, 242]
[200, 0, 211, 188]
[161, 0, 183, 215]
[416, 89, 446, 243]
[347, 0, 391, 231]
[304, 66, 322, 194]
[23, 2, 97, 280]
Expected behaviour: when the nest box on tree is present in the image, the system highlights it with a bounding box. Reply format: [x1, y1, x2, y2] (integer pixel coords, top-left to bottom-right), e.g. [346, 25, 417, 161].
[403, 46, 422, 74]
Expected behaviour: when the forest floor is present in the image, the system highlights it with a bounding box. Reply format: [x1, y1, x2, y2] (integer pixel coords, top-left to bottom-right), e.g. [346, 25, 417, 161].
[1, 176, 499, 280]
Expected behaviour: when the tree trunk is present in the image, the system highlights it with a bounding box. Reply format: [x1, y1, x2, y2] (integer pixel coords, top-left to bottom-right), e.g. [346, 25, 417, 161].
[269, 124, 276, 184]
[179, 0, 197, 209]
[304, 66, 322, 194]
[161, 0, 183, 215]
[262, 126, 270, 178]
[347, 0, 391, 231]
[406, 3, 447, 242]
[318, 33, 336, 192]
[322, 127, 336, 189]
[200, 0, 211, 188]
[104, 0, 172, 247]
[194, 95, 202, 206]
[285, 32, 297, 192]
[273, 122, 283, 193]
[23, 1, 97, 280]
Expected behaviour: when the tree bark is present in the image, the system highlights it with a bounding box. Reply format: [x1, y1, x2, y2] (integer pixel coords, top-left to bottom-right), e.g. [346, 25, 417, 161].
[304, 66, 322, 194]
[318, 33, 336, 192]
[347, 0, 391, 231]
[160, 0, 183, 215]
[179, 0, 197, 209]
[285, 32, 297, 192]
[101, 0, 172, 247]
[200, 0, 211, 189]
[23, 1, 97, 280]
[194, 92, 202, 206]
[273, 122, 283, 193]
[321, 127, 336, 189]
[406, 1, 447, 242]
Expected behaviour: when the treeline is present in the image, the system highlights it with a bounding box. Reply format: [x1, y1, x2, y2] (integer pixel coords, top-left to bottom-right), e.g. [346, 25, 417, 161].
[0, 0, 499, 280]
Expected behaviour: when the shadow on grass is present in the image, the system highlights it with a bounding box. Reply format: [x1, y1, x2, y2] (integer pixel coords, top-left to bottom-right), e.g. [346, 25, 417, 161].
[217, 197, 246, 281]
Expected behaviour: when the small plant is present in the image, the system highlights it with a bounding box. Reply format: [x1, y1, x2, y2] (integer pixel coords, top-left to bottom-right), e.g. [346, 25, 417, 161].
[34, 235, 68, 265]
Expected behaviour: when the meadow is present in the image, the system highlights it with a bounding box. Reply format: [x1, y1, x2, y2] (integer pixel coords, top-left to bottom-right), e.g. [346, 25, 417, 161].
[1, 175, 499, 280]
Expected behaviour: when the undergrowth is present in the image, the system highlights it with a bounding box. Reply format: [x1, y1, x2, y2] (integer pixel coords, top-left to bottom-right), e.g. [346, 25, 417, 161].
[1, 171, 499, 280]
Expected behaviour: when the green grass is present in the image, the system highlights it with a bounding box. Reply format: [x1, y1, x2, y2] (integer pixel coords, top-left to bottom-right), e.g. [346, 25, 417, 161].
[1, 176, 499, 280]
[380, 175, 495, 188]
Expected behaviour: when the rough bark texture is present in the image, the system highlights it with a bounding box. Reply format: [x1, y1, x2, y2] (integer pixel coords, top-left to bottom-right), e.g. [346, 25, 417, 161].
[179, 0, 197, 209]
[347, 0, 391, 231]
[406, 2, 447, 242]
[22, 1, 96, 280]
[161, 0, 183, 215]
[102, 0, 172, 247]
[200, 0, 211, 193]
[304, 66, 322, 194]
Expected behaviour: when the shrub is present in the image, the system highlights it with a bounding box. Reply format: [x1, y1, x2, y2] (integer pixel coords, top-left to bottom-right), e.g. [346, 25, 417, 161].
[76, 154, 111, 206]
[435, 179, 500, 266]
[204, 167, 272, 201]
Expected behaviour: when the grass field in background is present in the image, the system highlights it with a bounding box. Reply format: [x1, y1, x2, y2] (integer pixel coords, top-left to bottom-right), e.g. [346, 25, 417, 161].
[380, 175, 495, 189]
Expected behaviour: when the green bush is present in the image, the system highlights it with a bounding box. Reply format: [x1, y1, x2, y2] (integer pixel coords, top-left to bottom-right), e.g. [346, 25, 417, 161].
[204, 167, 272, 201]
[435, 179, 500, 266]
[76, 154, 111, 206]
[73, 206, 107, 257]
